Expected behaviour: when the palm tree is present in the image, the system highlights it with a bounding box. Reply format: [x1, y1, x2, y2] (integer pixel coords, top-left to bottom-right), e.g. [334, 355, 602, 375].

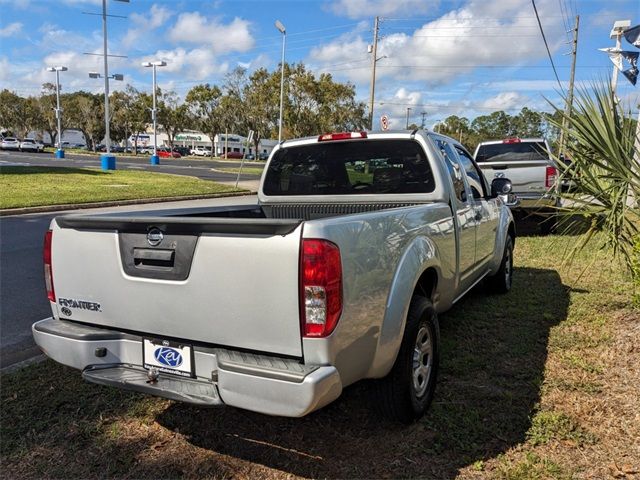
[550, 81, 639, 274]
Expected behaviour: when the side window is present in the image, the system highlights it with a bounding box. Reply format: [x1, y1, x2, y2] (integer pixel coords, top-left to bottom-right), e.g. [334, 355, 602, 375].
[455, 146, 486, 198]
[436, 139, 467, 203]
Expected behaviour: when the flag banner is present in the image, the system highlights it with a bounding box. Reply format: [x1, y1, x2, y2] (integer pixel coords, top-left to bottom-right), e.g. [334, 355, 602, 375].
[620, 50, 639, 68]
[623, 24, 640, 48]
[605, 51, 623, 70]
[622, 67, 638, 86]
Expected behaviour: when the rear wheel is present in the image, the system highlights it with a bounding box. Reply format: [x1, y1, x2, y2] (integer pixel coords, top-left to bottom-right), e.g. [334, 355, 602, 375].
[374, 295, 439, 423]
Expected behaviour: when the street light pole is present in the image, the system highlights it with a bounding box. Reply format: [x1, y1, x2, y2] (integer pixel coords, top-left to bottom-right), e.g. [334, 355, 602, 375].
[275, 20, 286, 143]
[89, 71, 123, 169]
[102, 0, 111, 155]
[47, 66, 68, 158]
[142, 61, 166, 165]
[405, 107, 412, 129]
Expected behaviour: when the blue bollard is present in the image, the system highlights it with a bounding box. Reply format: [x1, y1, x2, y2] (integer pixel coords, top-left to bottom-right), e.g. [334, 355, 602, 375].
[100, 154, 116, 170]
[55, 149, 65, 159]
[150, 154, 160, 165]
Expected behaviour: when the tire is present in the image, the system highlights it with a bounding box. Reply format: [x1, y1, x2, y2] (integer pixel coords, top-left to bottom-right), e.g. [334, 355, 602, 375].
[487, 235, 514, 293]
[375, 295, 440, 424]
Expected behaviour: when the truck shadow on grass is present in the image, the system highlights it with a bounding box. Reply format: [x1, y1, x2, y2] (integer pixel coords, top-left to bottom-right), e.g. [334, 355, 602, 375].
[153, 266, 568, 479]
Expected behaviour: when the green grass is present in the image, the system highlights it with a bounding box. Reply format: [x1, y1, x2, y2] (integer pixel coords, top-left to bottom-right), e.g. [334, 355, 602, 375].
[1, 227, 637, 479]
[527, 410, 596, 447]
[0, 166, 244, 209]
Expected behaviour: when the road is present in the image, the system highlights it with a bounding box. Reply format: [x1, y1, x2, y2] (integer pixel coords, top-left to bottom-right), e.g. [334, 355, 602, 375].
[0, 149, 264, 183]
[0, 187, 259, 369]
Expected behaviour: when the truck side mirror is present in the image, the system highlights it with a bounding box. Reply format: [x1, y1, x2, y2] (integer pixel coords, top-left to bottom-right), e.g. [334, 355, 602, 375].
[491, 178, 512, 197]
[491, 178, 520, 207]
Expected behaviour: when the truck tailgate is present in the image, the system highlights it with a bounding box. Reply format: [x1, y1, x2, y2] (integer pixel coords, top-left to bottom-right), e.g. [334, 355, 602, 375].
[51, 216, 304, 357]
[479, 160, 549, 195]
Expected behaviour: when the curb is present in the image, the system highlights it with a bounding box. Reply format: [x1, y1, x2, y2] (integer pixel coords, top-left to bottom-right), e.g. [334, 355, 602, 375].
[0, 190, 253, 216]
[1, 354, 47, 374]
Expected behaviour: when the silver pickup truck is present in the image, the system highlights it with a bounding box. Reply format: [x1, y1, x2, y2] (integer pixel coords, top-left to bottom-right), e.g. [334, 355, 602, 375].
[474, 138, 559, 233]
[33, 130, 515, 423]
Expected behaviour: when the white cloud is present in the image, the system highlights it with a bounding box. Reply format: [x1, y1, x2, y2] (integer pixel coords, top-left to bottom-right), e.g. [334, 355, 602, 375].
[168, 13, 254, 53]
[0, 22, 23, 37]
[480, 91, 529, 110]
[310, 0, 565, 87]
[123, 4, 175, 48]
[138, 48, 230, 81]
[327, 0, 437, 19]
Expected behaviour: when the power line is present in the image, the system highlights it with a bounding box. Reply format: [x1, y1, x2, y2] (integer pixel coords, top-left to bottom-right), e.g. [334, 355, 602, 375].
[531, 0, 564, 92]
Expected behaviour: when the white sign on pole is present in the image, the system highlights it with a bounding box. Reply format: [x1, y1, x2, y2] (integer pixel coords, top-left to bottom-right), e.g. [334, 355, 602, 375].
[380, 114, 389, 131]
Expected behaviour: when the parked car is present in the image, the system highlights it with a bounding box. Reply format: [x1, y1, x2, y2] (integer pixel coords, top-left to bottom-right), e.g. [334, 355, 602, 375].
[1, 137, 21, 150]
[474, 137, 559, 233]
[221, 151, 243, 159]
[19, 139, 45, 152]
[190, 146, 209, 156]
[157, 147, 181, 158]
[245, 153, 255, 160]
[173, 146, 191, 157]
[34, 129, 516, 423]
[258, 152, 269, 161]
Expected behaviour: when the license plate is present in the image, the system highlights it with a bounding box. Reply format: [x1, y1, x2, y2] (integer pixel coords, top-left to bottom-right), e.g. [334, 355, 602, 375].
[143, 338, 194, 377]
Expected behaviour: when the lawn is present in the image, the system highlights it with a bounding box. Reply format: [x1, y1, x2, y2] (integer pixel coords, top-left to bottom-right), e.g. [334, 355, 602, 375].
[0, 166, 243, 209]
[218, 167, 265, 175]
[1, 225, 638, 479]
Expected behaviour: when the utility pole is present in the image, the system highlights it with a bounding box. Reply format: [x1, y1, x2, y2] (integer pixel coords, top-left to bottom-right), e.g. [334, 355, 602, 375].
[368, 16, 380, 130]
[405, 107, 411, 129]
[558, 15, 579, 159]
[420, 111, 427, 129]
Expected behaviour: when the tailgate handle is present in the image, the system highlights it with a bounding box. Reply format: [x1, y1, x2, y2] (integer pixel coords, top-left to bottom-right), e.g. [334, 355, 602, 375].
[492, 165, 509, 170]
[133, 248, 175, 270]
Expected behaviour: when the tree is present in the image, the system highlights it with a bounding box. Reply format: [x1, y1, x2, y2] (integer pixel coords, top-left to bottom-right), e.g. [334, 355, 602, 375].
[185, 84, 223, 157]
[65, 91, 104, 150]
[0, 90, 42, 139]
[158, 91, 191, 147]
[512, 107, 544, 138]
[471, 111, 513, 142]
[243, 67, 280, 153]
[551, 81, 639, 296]
[35, 83, 61, 145]
[438, 115, 473, 146]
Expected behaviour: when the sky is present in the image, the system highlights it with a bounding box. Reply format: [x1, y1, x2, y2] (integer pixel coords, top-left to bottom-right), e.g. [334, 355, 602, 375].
[1, 0, 639, 129]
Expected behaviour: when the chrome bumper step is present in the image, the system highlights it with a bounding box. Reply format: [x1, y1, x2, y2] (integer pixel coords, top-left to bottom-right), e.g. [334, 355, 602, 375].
[82, 365, 223, 406]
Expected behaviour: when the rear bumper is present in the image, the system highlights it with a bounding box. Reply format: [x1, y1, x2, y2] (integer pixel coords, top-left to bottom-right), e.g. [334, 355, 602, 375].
[512, 193, 559, 211]
[32, 318, 342, 417]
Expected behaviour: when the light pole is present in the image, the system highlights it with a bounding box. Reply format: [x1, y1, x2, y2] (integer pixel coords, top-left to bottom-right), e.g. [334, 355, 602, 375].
[405, 107, 412, 129]
[95, 0, 129, 169]
[275, 20, 286, 142]
[46, 66, 68, 158]
[142, 61, 166, 165]
[89, 71, 123, 169]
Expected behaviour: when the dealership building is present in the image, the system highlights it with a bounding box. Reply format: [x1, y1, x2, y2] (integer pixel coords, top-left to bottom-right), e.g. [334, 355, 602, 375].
[129, 129, 277, 157]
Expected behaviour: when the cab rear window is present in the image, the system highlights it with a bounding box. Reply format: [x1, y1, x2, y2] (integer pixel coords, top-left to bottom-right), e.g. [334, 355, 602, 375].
[475, 142, 548, 162]
[262, 140, 435, 196]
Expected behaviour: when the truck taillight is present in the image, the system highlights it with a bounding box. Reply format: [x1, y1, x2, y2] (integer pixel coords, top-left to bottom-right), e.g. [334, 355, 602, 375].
[545, 166, 558, 188]
[44, 230, 55, 302]
[300, 239, 343, 337]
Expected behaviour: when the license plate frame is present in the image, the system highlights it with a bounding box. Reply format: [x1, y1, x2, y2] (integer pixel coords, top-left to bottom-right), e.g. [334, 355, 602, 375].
[142, 338, 195, 378]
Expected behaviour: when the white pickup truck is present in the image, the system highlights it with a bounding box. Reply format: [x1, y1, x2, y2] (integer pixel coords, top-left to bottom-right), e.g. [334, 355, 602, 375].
[33, 130, 516, 423]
